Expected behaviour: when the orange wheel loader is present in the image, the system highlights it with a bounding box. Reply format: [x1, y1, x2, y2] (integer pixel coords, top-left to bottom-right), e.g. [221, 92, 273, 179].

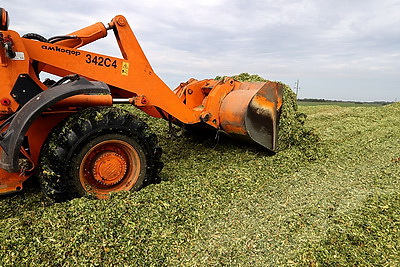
[0, 8, 283, 201]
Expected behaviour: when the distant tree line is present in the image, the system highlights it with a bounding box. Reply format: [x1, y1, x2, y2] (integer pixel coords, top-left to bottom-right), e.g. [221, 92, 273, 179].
[298, 98, 393, 106]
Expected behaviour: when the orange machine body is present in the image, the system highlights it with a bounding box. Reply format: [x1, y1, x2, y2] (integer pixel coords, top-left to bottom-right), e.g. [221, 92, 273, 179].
[0, 13, 283, 195]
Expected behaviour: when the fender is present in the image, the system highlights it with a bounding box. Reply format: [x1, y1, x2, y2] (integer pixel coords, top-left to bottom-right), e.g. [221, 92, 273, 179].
[0, 77, 110, 172]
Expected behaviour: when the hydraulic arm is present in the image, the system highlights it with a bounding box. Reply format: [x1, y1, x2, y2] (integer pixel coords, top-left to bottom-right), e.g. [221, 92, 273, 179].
[0, 8, 283, 198]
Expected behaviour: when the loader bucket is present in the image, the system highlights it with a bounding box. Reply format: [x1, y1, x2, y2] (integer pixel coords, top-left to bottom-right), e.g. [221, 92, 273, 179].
[219, 81, 283, 152]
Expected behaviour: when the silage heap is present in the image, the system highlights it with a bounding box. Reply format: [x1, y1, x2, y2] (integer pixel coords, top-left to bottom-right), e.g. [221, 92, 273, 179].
[0, 74, 324, 266]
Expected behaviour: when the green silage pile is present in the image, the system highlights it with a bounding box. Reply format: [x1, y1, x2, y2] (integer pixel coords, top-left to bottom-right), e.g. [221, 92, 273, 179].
[0, 84, 399, 265]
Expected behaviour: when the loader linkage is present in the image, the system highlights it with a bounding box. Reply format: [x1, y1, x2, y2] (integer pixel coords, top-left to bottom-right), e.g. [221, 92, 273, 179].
[0, 7, 283, 199]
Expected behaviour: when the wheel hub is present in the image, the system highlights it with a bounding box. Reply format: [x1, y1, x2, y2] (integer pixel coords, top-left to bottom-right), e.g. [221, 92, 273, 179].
[91, 152, 127, 185]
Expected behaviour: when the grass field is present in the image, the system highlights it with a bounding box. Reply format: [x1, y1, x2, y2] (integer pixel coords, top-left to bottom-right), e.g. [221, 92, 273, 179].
[0, 102, 399, 266]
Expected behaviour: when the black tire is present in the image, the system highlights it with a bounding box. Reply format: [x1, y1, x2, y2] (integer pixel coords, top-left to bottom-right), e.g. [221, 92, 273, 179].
[38, 106, 163, 201]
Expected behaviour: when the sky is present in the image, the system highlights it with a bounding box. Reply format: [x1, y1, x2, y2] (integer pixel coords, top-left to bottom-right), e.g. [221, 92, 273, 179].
[5, 0, 400, 101]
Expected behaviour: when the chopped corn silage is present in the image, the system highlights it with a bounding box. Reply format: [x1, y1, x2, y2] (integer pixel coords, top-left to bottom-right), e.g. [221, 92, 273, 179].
[0, 77, 399, 265]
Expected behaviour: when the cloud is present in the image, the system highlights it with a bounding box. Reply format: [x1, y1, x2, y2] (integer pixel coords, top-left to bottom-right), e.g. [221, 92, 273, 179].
[4, 0, 400, 101]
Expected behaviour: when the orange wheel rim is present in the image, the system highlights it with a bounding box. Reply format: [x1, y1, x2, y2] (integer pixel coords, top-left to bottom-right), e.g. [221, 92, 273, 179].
[79, 139, 141, 198]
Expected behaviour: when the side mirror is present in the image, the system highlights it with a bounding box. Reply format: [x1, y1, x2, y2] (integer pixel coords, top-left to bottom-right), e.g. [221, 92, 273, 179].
[0, 8, 9, 31]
